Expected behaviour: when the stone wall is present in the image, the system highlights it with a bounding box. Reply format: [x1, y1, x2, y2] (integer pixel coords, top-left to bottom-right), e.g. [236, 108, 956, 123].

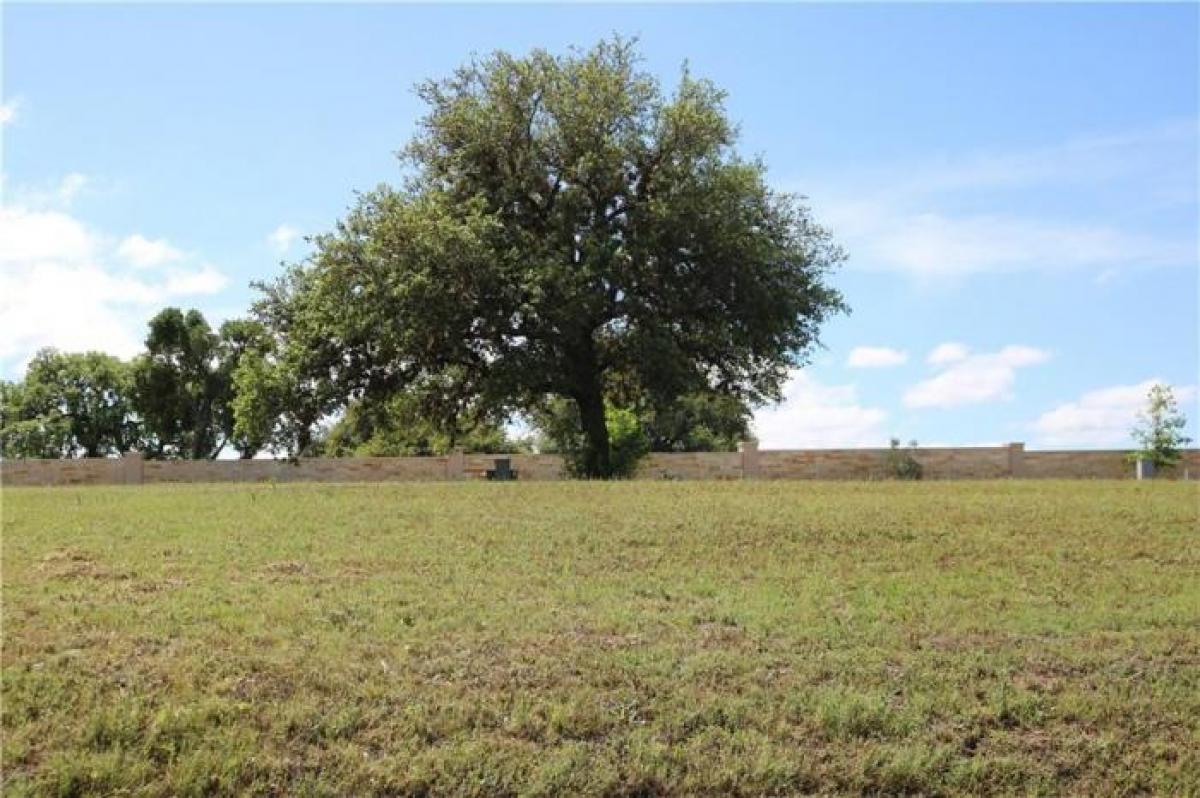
[3, 444, 1198, 486]
[142, 455, 453, 484]
[0, 456, 140, 487]
[756, 445, 1014, 481]
[638, 451, 743, 480]
[1020, 448, 1200, 480]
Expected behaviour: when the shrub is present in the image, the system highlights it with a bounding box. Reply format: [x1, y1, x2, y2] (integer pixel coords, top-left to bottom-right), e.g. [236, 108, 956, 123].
[604, 406, 650, 478]
[884, 438, 923, 480]
[534, 398, 649, 478]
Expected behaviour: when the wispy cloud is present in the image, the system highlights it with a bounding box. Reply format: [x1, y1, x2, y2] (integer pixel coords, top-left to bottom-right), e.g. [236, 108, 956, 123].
[847, 346, 908, 368]
[926, 342, 969, 366]
[753, 372, 888, 448]
[840, 211, 1189, 280]
[268, 223, 301, 254]
[904, 344, 1050, 409]
[858, 120, 1197, 202]
[51, 173, 89, 206]
[803, 120, 1197, 282]
[0, 96, 21, 126]
[5, 172, 91, 210]
[1031, 379, 1197, 447]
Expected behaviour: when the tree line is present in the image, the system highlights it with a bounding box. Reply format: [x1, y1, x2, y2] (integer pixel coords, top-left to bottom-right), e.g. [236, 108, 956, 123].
[2, 39, 847, 476]
[2, 309, 263, 460]
[0, 307, 755, 463]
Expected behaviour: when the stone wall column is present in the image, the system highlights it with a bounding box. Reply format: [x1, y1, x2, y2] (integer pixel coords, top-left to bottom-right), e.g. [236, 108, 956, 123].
[738, 440, 760, 480]
[122, 452, 145, 485]
[446, 448, 466, 481]
[1008, 442, 1025, 478]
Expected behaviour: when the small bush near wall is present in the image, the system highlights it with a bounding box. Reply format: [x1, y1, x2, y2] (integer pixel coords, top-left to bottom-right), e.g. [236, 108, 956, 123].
[536, 401, 649, 479]
[605, 407, 650, 478]
[884, 438, 923, 480]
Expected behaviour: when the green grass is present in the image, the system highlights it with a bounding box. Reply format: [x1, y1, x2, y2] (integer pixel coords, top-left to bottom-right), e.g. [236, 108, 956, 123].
[2, 480, 1198, 796]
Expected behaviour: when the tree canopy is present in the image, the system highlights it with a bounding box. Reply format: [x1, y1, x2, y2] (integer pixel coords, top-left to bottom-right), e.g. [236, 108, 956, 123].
[0, 308, 274, 461]
[0, 350, 138, 459]
[243, 38, 846, 476]
[132, 308, 266, 460]
[321, 394, 522, 457]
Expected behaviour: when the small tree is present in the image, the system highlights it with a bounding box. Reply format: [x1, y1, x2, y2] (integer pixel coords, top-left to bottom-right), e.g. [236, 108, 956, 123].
[1129, 384, 1191, 469]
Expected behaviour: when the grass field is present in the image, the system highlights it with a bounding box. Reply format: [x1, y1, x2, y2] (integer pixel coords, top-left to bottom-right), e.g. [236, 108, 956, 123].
[2, 480, 1198, 796]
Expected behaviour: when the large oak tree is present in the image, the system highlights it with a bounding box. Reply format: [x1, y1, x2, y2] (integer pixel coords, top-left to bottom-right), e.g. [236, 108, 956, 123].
[243, 39, 846, 476]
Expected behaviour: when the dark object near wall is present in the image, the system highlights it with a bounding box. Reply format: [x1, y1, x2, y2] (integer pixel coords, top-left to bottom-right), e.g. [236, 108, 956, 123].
[486, 458, 518, 481]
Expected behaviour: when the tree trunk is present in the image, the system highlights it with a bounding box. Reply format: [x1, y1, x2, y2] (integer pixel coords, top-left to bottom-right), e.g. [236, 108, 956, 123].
[296, 421, 314, 459]
[565, 330, 614, 478]
[191, 409, 207, 460]
[575, 387, 611, 478]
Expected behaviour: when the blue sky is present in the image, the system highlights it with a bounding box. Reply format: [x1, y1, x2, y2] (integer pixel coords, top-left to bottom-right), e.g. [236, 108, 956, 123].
[2, 3, 1197, 449]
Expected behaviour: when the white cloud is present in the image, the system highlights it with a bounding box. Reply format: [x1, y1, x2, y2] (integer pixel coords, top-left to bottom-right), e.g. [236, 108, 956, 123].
[0, 97, 20, 126]
[4, 172, 91, 209]
[1031, 380, 1198, 447]
[0, 206, 96, 264]
[868, 120, 1196, 201]
[268, 223, 301, 254]
[0, 204, 228, 375]
[847, 346, 907, 368]
[904, 345, 1050, 409]
[927, 342, 969, 365]
[0, 263, 156, 364]
[117, 234, 184, 268]
[830, 208, 1189, 280]
[805, 121, 1197, 281]
[56, 173, 88, 204]
[163, 265, 228, 295]
[753, 372, 888, 448]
